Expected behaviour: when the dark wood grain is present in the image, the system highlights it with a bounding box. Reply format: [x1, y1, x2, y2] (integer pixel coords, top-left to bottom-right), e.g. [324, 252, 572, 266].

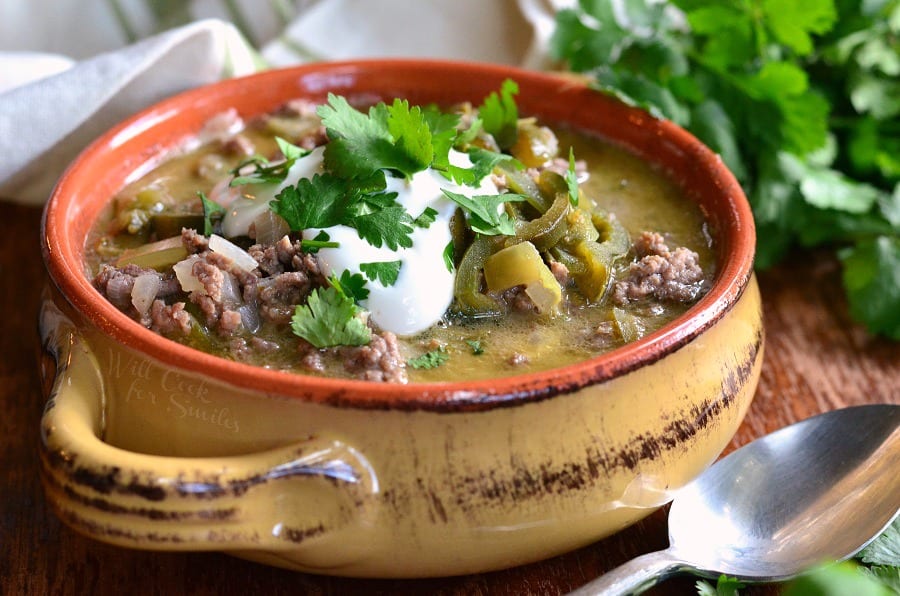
[1, 200, 897, 595]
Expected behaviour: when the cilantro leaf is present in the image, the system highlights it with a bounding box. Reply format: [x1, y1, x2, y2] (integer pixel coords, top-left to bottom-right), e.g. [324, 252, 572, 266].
[840, 236, 900, 340]
[318, 94, 433, 180]
[350, 192, 415, 250]
[291, 286, 371, 348]
[360, 260, 402, 287]
[413, 206, 438, 229]
[270, 174, 353, 231]
[331, 270, 369, 302]
[695, 574, 744, 596]
[229, 137, 309, 187]
[408, 348, 449, 370]
[479, 78, 519, 150]
[422, 105, 461, 171]
[449, 147, 521, 187]
[198, 191, 225, 236]
[465, 339, 484, 355]
[859, 517, 900, 567]
[441, 190, 527, 236]
[442, 241, 455, 272]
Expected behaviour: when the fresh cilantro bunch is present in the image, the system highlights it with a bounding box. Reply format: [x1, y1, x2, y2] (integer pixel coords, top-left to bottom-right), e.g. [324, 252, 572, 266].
[551, 0, 900, 339]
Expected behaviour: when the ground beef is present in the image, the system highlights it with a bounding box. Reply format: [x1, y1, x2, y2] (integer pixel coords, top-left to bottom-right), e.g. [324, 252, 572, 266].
[612, 231, 704, 305]
[258, 271, 314, 324]
[148, 300, 191, 335]
[549, 260, 570, 286]
[182, 228, 209, 254]
[340, 332, 407, 383]
[498, 286, 538, 313]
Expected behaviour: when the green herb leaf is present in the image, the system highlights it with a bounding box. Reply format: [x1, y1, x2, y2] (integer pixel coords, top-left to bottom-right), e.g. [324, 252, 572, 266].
[350, 192, 415, 250]
[839, 236, 900, 340]
[230, 137, 309, 186]
[270, 174, 353, 231]
[301, 230, 339, 253]
[291, 286, 371, 348]
[442, 241, 455, 272]
[408, 348, 449, 370]
[695, 574, 744, 596]
[783, 561, 894, 596]
[413, 206, 438, 229]
[465, 339, 484, 355]
[331, 270, 369, 303]
[198, 191, 225, 236]
[441, 190, 527, 236]
[478, 78, 519, 150]
[318, 94, 434, 180]
[449, 147, 522, 187]
[360, 260, 402, 287]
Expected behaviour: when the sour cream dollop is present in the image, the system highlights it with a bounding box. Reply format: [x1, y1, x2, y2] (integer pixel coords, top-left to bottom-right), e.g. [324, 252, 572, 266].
[222, 148, 498, 336]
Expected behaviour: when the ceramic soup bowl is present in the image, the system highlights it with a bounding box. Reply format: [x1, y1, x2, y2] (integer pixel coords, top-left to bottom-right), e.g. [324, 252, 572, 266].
[39, 60, 762, 578]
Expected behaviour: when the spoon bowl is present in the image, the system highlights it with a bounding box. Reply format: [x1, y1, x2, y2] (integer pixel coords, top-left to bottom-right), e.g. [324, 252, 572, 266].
[572, 404, 900, 594]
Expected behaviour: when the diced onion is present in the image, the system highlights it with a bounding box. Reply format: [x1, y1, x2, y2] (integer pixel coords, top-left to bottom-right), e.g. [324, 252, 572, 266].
[209, 234, 258, 273]
[220, 271, 242, 306]
[252, 210, 290, 245]
[173, 256, 205, 294]
[131, 273, 160, 316]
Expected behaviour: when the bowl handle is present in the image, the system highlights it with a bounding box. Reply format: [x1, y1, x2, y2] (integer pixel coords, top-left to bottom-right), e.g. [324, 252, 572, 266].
[38, 300, 379, 564]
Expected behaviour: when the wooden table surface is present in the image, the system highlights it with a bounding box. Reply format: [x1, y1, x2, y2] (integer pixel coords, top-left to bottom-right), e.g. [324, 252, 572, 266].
[1, 199, 897, 595]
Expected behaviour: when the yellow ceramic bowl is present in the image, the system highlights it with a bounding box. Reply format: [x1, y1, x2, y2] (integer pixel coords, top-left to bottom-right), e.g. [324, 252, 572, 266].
[39, 60, 763, 578]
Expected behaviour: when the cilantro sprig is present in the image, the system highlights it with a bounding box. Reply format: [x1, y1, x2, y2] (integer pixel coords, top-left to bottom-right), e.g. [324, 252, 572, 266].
[291, 283, 371, 348]
[408, 348, 449, 370]
[551, 0, 900, 339]
[229, 137, 310, 186]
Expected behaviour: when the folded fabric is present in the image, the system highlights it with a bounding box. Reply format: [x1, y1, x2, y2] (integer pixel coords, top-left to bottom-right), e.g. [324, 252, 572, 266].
[0, 19, 259, 205]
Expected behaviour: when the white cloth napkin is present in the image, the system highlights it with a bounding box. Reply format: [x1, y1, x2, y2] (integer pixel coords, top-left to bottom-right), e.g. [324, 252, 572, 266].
[0, 20, 258, 204]
[0, 0, 565, 205]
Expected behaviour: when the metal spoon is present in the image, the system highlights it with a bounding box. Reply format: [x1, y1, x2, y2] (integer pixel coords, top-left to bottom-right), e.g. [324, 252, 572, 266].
[571, 404, 900, 595]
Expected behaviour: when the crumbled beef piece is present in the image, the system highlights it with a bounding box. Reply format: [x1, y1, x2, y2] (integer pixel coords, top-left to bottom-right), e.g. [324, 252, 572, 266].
[297, 340, 326, 372]
[219, 309, 243, 333]
[229, 335, 274, 361]
[182, 228, 209, 254]
[149, 300, 191, 335]
[587, 320, 617, 348]
[549, 260, 570, 286]
[250, 337, 279, 353]
[292, 251, 324, 282]
[191, 258, 226, 302]
[340, 332, 407, 383]
[499, 286, 537, 314]
[633, 230, 668, 258]
[249, 243, 284, 276]
[258, 271, 313, 324]
[612, 231, 705, 305]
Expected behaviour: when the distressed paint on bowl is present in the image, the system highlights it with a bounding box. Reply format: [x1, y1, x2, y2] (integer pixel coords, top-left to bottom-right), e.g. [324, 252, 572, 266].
[39, 60, 763, 577]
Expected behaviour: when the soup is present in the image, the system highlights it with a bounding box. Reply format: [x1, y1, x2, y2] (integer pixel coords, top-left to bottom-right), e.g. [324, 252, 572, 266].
[86, 83, 715, 383]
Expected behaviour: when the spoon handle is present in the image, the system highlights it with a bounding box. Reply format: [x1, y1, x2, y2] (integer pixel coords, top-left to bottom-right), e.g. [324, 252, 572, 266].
[568, 548, 692, 596]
